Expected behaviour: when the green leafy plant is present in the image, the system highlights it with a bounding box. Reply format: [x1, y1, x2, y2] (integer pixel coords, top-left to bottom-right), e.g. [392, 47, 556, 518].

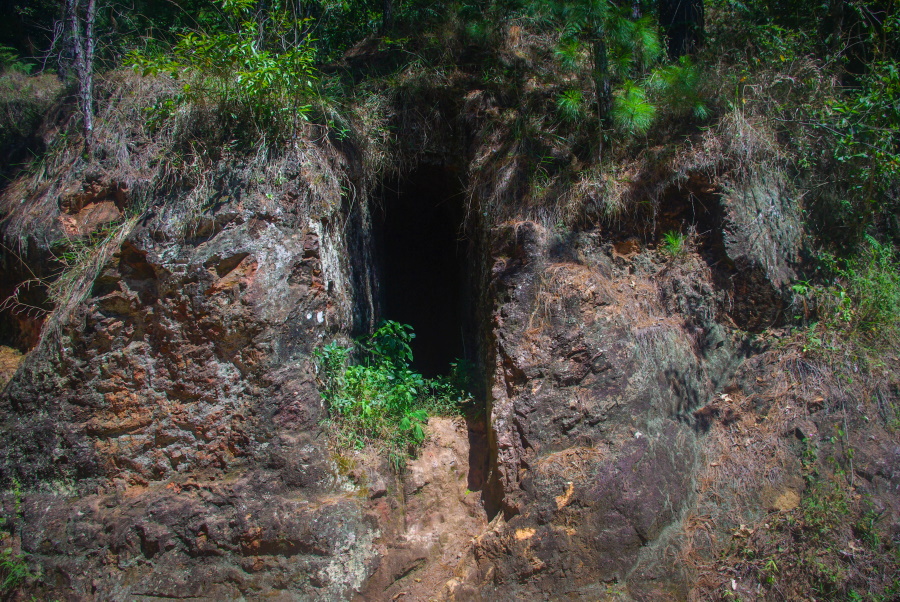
[315, 321, 471, 468]
[553, 38, 584, 72]
[530, 0, 662, 130]
[0, 479, 30, 595]
[821, 17, 900, 238]
[0, 548, 30, 593]
[610, 81, 656, 135]
[659, 230, 687, 257]
[556, 90, 585, 123]
[606, 15, 662, 77]
[0, 45, 32, 74]
[814, 237, 900, 346]
[127, 0, 318, 137]
[648, 55, 708, 119]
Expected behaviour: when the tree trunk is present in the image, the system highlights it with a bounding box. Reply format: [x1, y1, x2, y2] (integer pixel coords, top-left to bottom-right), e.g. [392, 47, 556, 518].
[66, 0, 96, 151]
[592, 37, 611, 117]
[381, 0, 395, 34]
[592, 37, 611, 160]
[659, 0, 704, 58]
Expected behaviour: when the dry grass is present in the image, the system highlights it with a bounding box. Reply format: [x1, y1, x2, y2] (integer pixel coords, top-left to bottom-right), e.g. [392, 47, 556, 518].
[0, 346, 24, 390]
[534, 444, 607, 484]
[0, 68, 375, 347]
[1, 71, 177, 243]
[527, 261, 614, 331]
[680, 335, 900, 601]
[521, 237, 722, 373]
[0, 71, 62, 146]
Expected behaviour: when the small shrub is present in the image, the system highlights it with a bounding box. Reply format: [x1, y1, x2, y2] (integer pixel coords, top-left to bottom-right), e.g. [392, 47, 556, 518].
[659, 230, 687, 257]
[815, 237, 900, 346]
[556, 90, 585, 123]
[315, 321, 471, 468]
[610, 81, 656, 135]
[127, 0, 318, 137]
[826, 57, 900, 237]
[648, 55, 708, 120]
[553, 39, 584, 72]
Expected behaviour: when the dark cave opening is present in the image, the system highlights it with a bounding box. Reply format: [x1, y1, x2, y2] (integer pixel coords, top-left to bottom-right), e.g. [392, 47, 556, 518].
[372, 162, 499, 517]
[374, 165, 473, 379]
[0, 265, 49, 354]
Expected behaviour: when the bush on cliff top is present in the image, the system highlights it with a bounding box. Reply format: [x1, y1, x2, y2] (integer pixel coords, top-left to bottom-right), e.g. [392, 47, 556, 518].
[126, 0, 318, 138]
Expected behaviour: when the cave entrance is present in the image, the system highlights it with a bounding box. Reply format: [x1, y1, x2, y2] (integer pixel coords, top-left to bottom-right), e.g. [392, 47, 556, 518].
[0, 265, 49, 354]
[374, 165, 473, 379]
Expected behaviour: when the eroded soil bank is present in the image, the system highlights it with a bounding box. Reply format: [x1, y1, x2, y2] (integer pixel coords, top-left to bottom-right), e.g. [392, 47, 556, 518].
[0, 73, 897, 601]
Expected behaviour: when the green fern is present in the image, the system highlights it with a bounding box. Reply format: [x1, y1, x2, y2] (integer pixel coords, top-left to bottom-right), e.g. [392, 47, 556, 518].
[0, 548, 30, 593]
[611, 81, 656, 135]
[660, 230, 687, 257]
[0, 45, 32, 74]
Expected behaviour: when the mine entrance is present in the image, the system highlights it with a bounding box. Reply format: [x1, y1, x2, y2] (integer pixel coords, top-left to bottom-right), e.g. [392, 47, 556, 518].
[374, 165, 472, 378]
[0, 264, 50, 354]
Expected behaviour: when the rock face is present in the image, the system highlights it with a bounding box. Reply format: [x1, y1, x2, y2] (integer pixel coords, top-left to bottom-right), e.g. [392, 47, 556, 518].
[0, 163, 388, 597]
[0, 148, 801, 600]
[720, 175, 804, 331]
[0, 131, 488, 598]
[464, 222, 747, 598]
[0, 84, 894, 600]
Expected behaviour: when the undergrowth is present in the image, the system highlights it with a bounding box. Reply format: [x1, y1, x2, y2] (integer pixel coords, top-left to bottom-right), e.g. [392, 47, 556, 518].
[315, 321, 472, 469]
[0, 547, 28, 595]
[722, 439, 899, 601]
[792, 236, 900, 357]
[682, 346, 900, 601]
[126, 0, 320, 141]
[816, 238, 900, 347]
[0, 481, 30, 595]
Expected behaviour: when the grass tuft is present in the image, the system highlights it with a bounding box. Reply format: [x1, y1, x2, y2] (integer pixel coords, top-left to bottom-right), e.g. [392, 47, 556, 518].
[659, 230, 688, 258]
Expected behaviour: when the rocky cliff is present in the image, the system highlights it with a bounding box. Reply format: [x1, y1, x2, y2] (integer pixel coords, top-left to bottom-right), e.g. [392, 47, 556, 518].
[0, 72, 897, 601]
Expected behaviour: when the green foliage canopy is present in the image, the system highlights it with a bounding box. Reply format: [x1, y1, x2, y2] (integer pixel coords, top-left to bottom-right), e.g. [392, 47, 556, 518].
[127, 0, 317, 135]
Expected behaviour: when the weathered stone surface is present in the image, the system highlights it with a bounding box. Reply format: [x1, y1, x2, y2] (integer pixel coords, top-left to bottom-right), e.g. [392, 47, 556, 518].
[10, 478, 377, 600]
[720, 175, 805, 331]
[467, 221, 748, 598]
[0, 153, 387, 597]
[0, 79, 892, 601]
[358, 417, 488, 601]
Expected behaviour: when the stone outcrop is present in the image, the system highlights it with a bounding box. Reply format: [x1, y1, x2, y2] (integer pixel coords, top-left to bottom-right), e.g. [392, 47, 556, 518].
[465, 222, 748, 598]
[0, 78, 895, 601]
